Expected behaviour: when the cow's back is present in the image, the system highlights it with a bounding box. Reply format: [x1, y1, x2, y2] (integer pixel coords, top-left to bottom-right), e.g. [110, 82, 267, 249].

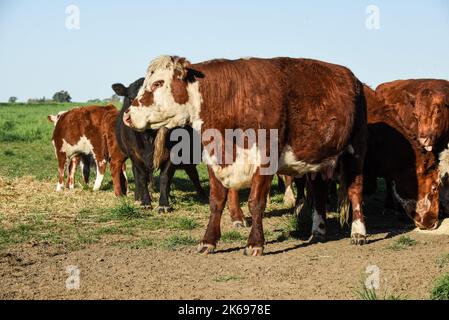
[52, 105, 117, 157]
[282, 58, 363, 162]
[194, 57, 364, 164]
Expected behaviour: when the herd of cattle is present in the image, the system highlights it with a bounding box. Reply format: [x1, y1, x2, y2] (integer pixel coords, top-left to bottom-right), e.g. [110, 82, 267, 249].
[48, 56, 449, 256]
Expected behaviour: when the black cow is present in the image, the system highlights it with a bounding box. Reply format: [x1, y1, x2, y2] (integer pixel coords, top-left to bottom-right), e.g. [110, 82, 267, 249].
[112, 79, 207, 212]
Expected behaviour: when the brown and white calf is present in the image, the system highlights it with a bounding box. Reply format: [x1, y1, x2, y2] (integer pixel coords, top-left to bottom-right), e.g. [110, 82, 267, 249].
[50, 105, 128, 196]
[48, 112, 93, 189]
[124, 56, 367, 255]
[363, 85, 440, 229]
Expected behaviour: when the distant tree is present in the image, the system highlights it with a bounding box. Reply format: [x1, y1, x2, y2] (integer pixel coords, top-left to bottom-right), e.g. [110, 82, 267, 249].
[8, 97, 17, 104]
[110, 94, 121, 103]
[52, 90, 72, 103]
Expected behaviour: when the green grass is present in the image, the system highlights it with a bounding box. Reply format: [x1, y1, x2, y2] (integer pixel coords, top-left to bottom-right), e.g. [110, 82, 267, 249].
[109, 200, 143, 220]
[168, 217, 199, 230]
[356, 282, 406, 300]
[221, 230, 246, 242]
[436, 254, 449, 269]
[163, 235, 197, 250]
[129, 238, 155, 249]
[274, 214, 300, 240]
[0, 102, 116, 180]
[430, 274, 449, 300]
[388, 236, 417, 251]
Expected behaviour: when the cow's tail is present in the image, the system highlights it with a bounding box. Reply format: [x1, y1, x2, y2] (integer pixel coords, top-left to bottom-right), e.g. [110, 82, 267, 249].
[153, 127, 170, 171]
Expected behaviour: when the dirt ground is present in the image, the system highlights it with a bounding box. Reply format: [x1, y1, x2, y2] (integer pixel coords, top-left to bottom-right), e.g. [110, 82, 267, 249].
[1, 177, 449, 300]
[1, 229, 449, 300]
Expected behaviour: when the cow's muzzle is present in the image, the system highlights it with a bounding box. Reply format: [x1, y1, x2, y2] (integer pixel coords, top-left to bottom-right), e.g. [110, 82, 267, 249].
[123, 109, 134, 128]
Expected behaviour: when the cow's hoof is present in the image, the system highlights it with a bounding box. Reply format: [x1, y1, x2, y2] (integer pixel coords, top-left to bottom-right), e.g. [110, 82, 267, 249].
[232, 220, 245, 228]
[350, 233, 367, 246]
[308, 233, 326, 244]
[158, 206, 173, 214]
[141, 205, 152, 210]
[243, 246, 264, 257]
[197, 243, 216, 255]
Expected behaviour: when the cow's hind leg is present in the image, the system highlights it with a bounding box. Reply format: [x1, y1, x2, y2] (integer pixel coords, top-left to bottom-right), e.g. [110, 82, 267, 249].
[283, 175, 296, 208]
[110, 158, 127, 197]
[228, 189, 246, 228]
[56, 152, 67, 192]
[122, 162, 128, 194]
[244, 172, 272, 257]
[198, 166, 228, 255]
[67, 156, 80, 190]
[93, 160, 107, 191]
[81, 154, 92, 184]
[158, 161, 176, 213]
[309, 175, 328, 243]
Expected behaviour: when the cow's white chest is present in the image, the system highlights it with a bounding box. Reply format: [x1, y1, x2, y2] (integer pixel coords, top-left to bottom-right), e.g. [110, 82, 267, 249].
[61, 135, 94, 158]
[439, 144, 449, 181]
[278, 145, 338, 177]
[203, 145, 261, 189]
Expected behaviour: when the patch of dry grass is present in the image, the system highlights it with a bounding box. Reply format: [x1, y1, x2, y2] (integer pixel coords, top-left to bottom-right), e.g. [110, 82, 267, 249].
[0, 175, 297, 252]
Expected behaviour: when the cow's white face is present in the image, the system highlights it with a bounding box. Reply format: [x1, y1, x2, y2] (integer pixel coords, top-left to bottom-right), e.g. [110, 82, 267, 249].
[123, 56, 197, 131]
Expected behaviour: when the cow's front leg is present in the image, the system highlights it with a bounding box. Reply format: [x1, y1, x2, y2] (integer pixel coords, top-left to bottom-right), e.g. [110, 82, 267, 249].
[244, 172, 272, 257]
[198, 166, 228, 255]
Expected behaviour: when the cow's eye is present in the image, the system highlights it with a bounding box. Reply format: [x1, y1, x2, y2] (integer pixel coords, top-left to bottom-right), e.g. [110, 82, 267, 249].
[431, 183, 438, 194]
[154, 80, 164, 87]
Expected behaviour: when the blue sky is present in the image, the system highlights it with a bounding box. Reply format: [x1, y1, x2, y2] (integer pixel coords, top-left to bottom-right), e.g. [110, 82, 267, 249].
[0, 0, 448, 102]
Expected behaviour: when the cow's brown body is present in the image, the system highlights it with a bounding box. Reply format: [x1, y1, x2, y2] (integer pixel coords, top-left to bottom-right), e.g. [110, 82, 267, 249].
[51, 105, 127, 196]
[125, 56, 368, 255]
[363, 85, 439, 229]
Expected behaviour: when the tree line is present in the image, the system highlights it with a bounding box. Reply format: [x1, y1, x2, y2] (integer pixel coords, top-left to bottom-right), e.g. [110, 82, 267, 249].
[7, 91, 121, 104]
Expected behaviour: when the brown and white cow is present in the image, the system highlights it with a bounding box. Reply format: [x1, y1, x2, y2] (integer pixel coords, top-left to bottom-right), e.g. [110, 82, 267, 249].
[124, 56, 367, 255]
[376, 79, 449, 218]
[48, 111, 93, 189]
[364, 85, 440, 229]
[50, 105, 128, 196]
[376, 79, 449, 153]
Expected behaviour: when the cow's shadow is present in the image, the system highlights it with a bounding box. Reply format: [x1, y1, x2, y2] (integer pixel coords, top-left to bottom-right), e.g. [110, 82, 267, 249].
[212, 189, 416, 256]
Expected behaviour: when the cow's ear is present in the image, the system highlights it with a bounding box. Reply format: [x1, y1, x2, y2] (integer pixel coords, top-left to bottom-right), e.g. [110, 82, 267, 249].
[112, 83, 127, 97]
[174, 57, 191, 80]
[47, 115, 57, 123]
